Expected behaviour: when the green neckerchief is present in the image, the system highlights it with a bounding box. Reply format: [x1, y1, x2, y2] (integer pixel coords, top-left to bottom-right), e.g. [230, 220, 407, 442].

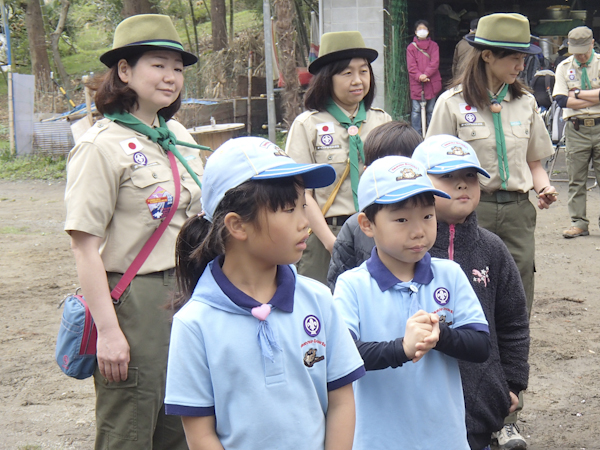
[488, 83, 510, 190]
[324, 99, 366, 211]
[104, 111, 210, 189]
[576, 51, 594, 90]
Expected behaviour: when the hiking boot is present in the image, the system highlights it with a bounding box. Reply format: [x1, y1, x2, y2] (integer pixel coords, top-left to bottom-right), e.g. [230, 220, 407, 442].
[563, 226, 589, 238]
[493, 423, 527, 450]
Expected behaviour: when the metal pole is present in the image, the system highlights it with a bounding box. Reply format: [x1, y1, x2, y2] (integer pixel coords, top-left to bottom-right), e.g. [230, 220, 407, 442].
[1, 0, 14, 155]
[247, 50, 252, 135]
[262, 0, 276, 142]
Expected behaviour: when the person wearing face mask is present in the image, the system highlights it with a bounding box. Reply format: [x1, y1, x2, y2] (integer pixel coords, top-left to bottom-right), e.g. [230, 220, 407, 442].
[407, 20, 442, 136]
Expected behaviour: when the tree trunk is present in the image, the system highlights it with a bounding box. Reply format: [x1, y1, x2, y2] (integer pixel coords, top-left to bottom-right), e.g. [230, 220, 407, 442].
[121, 0, 155, 18]
[50, 0, 71, 96]
[24, 0, 51, 91]
[274, 0, 301, 128]
[211, 0, 228, 51]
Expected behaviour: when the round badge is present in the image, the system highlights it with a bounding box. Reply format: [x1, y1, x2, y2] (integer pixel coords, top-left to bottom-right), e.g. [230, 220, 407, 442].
[322, 125, 329, 132]
[465, 113, 476, 123]
[434, 287, 450, 306]
[133, 152, 148, 166]
[321, 134, 333, 146]
[347, 125, 359, 136]
[303, 315, 321, 337]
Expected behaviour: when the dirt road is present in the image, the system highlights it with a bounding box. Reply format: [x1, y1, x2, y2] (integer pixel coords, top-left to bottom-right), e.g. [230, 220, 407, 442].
[0, 177, 599, 449]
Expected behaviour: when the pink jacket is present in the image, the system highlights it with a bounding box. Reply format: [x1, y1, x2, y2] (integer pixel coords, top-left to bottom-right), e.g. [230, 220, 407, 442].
[406, 36, 442, 101]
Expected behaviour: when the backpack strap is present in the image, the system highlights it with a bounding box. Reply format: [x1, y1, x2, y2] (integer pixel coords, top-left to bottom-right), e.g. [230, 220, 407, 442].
[411, 42, 431, 59]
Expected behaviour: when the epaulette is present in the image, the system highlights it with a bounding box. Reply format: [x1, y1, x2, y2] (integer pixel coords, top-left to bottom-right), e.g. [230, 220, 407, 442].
[450, 85, 464, 95]
[80, 119, 111, 142]
[370, 106, 386, 113]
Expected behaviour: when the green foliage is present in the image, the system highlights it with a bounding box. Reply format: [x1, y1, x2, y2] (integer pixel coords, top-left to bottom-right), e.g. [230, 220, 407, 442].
[0, 150, 66, 181]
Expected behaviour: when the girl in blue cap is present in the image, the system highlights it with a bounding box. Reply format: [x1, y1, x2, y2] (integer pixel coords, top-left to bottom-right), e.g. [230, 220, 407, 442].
[165, 137, 365, 450]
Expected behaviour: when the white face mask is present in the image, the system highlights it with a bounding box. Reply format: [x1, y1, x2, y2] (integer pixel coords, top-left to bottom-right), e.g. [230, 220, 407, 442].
[416, 29, 429, 39]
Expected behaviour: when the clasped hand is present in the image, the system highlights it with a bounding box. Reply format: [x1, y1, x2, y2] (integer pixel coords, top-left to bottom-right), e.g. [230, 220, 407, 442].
[402, 310, 440, 363]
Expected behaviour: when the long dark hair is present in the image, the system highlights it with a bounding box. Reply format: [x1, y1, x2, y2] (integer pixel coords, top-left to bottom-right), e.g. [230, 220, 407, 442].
[304, 58, 376, 111]
[89, 52, 181, 121]
[449, 46, 529, 110]
[172, 176, 305, 310]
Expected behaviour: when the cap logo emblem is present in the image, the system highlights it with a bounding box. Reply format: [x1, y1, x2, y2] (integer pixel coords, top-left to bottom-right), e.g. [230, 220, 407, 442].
[447, 146, 470, 157]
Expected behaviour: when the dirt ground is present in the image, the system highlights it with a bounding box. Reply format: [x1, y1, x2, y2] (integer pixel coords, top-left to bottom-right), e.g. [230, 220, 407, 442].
[1, 166, 599, 449]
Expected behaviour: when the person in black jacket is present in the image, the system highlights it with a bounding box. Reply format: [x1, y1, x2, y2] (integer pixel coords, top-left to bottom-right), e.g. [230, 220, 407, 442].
[329, 134, 530, 450]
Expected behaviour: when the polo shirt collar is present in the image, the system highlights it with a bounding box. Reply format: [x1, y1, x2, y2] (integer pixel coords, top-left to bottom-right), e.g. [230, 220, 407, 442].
[211, 255, 295, 312]
[366, 247, 434, 291]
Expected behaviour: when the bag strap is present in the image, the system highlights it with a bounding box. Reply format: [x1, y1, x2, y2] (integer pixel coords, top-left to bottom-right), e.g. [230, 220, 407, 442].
[412, 42, 431, 59]
[110, 151, 181, 301]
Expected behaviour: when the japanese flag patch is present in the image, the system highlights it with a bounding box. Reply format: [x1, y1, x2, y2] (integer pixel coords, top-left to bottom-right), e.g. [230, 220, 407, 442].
[316, 122, 335, 135]
[459, 103, 478, 114]
[120, 137, 144, 155]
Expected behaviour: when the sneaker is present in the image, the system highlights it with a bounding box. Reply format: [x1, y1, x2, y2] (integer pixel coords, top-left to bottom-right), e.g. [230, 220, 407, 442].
[494, 423, 527, 450]
[563, 226, 589, 238]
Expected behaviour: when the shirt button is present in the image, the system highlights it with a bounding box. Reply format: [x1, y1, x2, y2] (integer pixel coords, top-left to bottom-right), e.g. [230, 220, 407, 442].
[525, 130, 529, 135]
[327, 155, 333, 160]
[181, 175, 186, 181]
[98, 123, 104, 128]
[152, 173, 158, 179]
[471, 131, 476, 137]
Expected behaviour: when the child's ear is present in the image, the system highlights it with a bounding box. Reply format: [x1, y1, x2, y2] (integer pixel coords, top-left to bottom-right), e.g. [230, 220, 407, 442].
[224, 212, 248, 241]
[357, 212, 375, 238]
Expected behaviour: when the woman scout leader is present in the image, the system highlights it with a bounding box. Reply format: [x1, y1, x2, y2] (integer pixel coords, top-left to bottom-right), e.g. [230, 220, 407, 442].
[64, 14, 203, 450]
[286, 31, 391, 284]
[426, 13, 557, 449]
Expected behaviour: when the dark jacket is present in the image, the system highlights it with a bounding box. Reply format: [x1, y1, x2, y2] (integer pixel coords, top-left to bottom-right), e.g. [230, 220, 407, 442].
[328, 211, 530, 449]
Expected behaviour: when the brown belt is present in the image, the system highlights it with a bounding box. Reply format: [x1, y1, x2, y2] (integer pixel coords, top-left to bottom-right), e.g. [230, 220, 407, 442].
[570, 117, 600, 130]
[325, 215, 351, 226]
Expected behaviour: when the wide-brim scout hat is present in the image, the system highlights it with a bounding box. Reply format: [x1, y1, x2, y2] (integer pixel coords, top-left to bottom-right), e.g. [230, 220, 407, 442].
[358, 156, 450, 212]
[100, 14, 198, 67]
[308, 31, 378, 75]
[202, 137, 336, 222]
[466, 13, 541, 55]
[567, 26, 594, 54]
[412, 135, 491, 178]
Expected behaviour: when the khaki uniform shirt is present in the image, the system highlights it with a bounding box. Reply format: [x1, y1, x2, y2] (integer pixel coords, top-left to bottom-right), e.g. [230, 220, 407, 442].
[427, 86, 554, 193]
[285, 107, 391, 217]
[64, 117, 203, 274]
[553, 53, 600, 119]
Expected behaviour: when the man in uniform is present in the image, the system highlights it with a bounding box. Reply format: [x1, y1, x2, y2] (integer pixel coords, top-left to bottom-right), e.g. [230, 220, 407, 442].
[452, 18, 478, 78]
[553, 26, 600, 238]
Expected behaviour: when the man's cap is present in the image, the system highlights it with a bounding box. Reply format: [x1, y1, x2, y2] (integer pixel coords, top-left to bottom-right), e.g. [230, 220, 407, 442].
[358, 156, 450, 211]
[201, 137, 336, 222]
[100, 14, 198, 67]
[567, 26, 593, 55]
[308, 31, 378, 75]
[412, 134, 490, 178]
[465, 13, 541, 55]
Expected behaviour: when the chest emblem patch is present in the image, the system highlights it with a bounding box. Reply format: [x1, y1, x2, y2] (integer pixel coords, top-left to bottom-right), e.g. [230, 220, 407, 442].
[303, 348, 325, 367]
[321, 134, 333, 146]
[120, 137, 143, 155]
[146, 186, 174, 220]
[316, 122, 335, 135]
[133, 152, 148, 166]
[304, 315, 321, 337]
[465, 113, 476, 123]
[434, 287, 450, 305]
[459, 103, 477, 114]
[472, 267, 490, 287]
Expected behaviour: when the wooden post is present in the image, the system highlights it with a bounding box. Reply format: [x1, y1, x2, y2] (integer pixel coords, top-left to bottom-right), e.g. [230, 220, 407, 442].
[82, 75, 93, 126]
[247, 51, 252, 135]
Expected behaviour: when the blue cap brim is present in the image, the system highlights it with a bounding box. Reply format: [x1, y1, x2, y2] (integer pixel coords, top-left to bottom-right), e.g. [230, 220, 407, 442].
[426, 161, 491, 178]
[251, 163, 336, 189]
[371, 185, 451, 206]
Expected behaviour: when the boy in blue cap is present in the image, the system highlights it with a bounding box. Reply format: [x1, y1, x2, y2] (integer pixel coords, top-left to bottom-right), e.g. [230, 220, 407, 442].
[333, 155, 490, 450]
[413, 135, 530, 450]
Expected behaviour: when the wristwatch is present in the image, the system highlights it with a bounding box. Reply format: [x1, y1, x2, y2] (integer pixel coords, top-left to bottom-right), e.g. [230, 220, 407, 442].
[574, 89, 581, 99]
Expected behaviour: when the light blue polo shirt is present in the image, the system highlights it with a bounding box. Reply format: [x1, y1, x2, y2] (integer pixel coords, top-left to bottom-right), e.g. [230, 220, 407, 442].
[165, 257, 365, 449]
[333, 248, 489, 450]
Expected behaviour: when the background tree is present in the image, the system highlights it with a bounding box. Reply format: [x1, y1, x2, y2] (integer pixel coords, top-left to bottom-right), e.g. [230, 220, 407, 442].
[49, 0, 71, 95]
[211, 0, 227, 51]
[274, 0, 300, 127]
[121, 0, 155, 17]
[22, 0, 51, 90]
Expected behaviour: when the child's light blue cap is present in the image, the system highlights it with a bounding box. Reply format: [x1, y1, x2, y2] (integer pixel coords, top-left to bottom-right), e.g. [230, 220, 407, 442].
[412, 134, 490, 178]
[202, 137, 336, 222]
[358, 155, 450, 211]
